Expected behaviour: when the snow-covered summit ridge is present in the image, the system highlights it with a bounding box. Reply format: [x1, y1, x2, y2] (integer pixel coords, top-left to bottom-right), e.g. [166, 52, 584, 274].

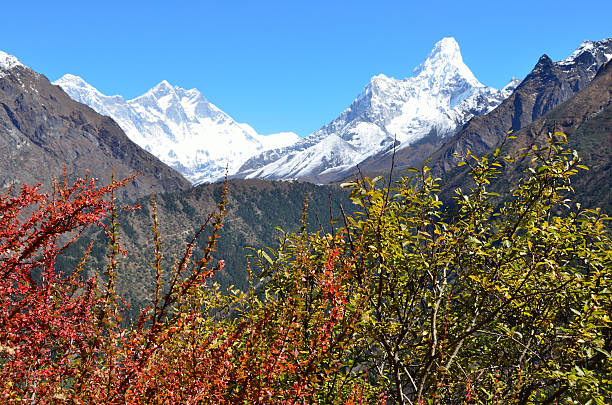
[0, 50, 24, 71]
[55, 74, 299, 184]
[0, 51, 26, 78]
[58, 73, 96, 89]
[502, 77, 522, 92]
[412, 37, 480, 86]
[558, 38, 612, 66]
[237, 37, 516, 182]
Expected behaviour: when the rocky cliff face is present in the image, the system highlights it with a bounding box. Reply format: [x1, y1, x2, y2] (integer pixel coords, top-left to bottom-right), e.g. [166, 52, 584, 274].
[236, 38, 516, 183]
[439, 59, 612, 211]
[425, 38, 612, 175]
[0, 51, 190, 200]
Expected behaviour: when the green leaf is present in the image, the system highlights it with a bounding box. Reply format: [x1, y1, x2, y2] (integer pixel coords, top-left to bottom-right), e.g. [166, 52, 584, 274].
[259, 250, 274, 264]
[372, 175, 384, 184]
[594, 347, 612, 358]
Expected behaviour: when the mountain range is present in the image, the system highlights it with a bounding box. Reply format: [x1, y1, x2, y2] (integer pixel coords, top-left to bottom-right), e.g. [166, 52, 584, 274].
[57, 38, 609, 186]
[2, 37, 610, 194]
[55, 75, 299, 184]
[236, 37, 520, 183]
[0, 51, 189, 200]
[2, 36, 612, 311]
[56, 37, 518, 184]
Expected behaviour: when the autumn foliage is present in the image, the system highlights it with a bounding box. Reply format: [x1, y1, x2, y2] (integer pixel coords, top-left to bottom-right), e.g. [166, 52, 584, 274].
[1, 134, 611, 403]
[0, 174, 374, 403]
[0, 176, 123, 400]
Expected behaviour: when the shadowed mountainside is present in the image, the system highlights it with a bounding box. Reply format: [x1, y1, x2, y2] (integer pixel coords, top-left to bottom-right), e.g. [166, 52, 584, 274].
[0, 56, 190, 200]
[440, 59, 612, 212]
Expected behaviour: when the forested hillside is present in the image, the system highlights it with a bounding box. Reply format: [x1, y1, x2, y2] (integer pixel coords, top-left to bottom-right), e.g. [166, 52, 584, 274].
[57, 179, 353, 314]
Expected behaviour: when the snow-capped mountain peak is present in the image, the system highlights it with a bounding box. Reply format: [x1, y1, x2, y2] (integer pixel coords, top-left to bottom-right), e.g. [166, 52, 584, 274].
[57, 73, 95, 90]
[413, 37, 480, 87]
[502, 77, 522, 93]
[139, 80, 196, 103]
[0, 50, 27, 79]
[55, 75, 298, 184]
[0, 50, 24, 72]
[556, 38, 612, 81]
[55, 74, 126, 113]
[236, 37, 516, 183]
[153, 79, 172, 90]
[562, 38, 612, 65]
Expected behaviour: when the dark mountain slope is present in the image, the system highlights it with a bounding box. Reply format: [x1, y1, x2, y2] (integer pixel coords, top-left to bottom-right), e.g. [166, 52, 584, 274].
[0, 55, 190, 200]
[440, 59, 612, 211]
[427, 38, 612, 176]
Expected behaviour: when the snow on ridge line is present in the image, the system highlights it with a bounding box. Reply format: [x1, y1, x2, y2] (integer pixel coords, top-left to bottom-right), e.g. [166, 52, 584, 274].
[558, 38, 612, 65]
[54, 74, 300, 184]
[236, 37, 515, 182]
[0, 50, 25, 78]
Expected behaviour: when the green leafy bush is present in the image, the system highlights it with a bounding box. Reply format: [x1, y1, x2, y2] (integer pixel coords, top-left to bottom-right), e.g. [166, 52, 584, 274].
[256, 132, 612, 403]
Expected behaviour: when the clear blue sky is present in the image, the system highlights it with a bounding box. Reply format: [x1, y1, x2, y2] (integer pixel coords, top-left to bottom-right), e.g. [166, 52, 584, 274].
[1, 1, 610, 136]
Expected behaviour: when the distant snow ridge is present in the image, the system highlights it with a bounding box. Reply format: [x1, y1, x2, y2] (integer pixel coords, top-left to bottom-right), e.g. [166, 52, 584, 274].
[558, 38, 612, 75]
[0, 51, 25, 78]
[237, 37, 518, 183]
[55, 75, 299, 184]
[561, 38, 612, 64]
